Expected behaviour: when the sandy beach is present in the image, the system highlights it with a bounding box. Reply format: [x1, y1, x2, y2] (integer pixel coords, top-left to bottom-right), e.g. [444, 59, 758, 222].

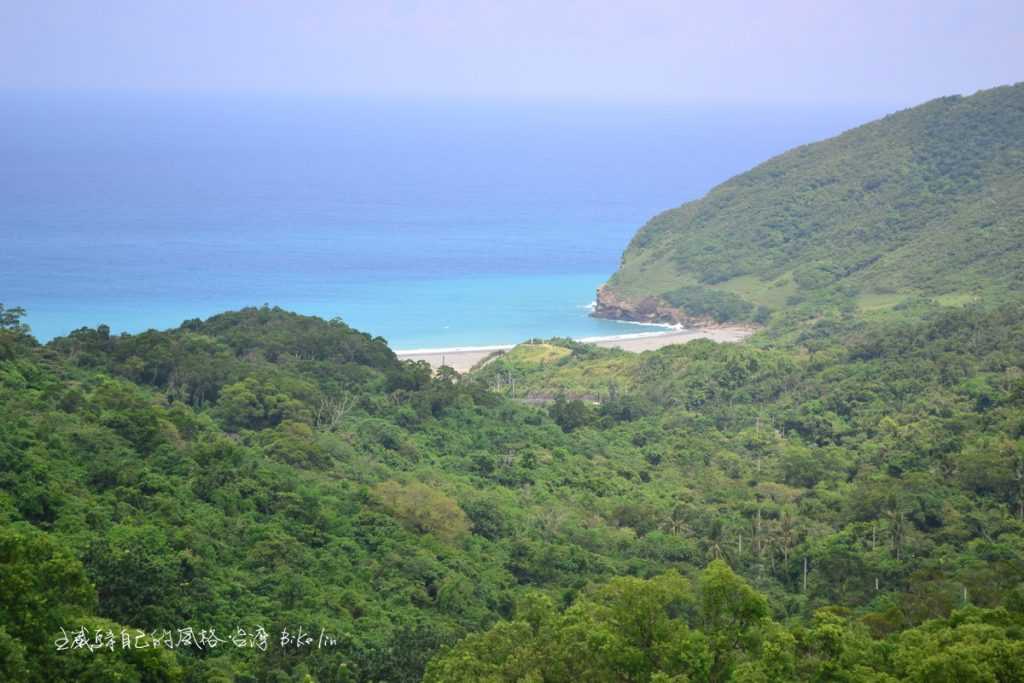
[396, 324, 756, 373]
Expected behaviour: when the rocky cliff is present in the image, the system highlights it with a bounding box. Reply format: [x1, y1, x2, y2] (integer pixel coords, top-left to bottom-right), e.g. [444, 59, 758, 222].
[592, 285, 687, 325]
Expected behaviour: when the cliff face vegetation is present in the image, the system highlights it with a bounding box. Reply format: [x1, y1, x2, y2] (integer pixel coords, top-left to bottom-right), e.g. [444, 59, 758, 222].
[597, 83, 1024, 325]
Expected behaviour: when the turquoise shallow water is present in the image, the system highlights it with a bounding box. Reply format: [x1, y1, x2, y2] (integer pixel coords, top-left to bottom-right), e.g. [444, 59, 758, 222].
[0, 93, 884, 346]
[15, 270, 649, 350]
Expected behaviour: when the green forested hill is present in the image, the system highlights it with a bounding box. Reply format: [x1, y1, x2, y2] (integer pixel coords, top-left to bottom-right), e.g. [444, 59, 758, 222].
[2, 300, 1024, 681]
[602, 83, 1024, 323]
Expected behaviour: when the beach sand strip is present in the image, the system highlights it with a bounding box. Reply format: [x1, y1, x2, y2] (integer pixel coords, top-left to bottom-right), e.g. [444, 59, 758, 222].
[395, 325, 755, 373]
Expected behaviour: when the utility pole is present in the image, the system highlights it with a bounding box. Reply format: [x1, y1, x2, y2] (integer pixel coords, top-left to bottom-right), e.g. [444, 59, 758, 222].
[756, 507, 762, 556]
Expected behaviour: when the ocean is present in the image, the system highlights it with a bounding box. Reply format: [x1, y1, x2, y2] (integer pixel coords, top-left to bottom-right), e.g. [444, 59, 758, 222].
[0, 92, 883, 348]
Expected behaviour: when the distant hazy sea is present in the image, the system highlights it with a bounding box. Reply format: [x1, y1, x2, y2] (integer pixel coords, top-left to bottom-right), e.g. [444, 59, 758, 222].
[0, 93, 883, 348]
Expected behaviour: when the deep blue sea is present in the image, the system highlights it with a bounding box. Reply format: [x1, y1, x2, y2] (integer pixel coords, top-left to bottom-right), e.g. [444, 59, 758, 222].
[0, 93, 884, 348]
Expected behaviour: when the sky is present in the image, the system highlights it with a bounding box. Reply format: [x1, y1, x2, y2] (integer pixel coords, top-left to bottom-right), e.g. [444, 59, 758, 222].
[0, 1, 1021, 106]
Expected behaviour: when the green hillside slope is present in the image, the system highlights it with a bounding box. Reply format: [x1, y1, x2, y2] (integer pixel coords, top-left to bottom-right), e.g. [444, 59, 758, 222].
[598, 83, 1024, 324]
[3, 299, 1024, 681]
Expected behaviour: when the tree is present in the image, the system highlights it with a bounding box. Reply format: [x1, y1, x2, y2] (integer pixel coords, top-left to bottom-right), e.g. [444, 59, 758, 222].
[0, 304, 31, 359]
[373, 481, 471, 542]
[0, 304, 28, 333]
[698, 560, 770, 682]
[549, 395, 592, 432]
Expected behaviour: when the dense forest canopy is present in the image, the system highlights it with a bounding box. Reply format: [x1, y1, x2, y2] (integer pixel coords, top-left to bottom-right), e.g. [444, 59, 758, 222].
[2, 294, 1024, 681]
[3, 84, 1024, 682]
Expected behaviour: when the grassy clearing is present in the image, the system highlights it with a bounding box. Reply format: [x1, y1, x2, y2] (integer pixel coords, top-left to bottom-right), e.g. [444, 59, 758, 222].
[934, 292, 979, 307]
[609, 257, 695, 298]
[714, 273, 797, 309]
[505, 343, 572, 365]
[856, 292, 908, 312]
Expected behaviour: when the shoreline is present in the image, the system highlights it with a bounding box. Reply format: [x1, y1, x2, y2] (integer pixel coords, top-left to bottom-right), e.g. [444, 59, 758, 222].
[395, 324, 756, 373]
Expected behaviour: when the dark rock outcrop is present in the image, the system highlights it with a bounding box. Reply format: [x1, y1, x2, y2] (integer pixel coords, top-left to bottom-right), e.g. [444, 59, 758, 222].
[592, 285, 686, 324]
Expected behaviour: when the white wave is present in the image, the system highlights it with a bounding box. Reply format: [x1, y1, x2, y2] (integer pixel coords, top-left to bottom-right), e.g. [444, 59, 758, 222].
[575, 328, 688, 344]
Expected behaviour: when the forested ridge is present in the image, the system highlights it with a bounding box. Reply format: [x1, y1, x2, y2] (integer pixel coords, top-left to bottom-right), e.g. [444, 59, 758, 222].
[3, 85, 1024, 682]
[2, 299, 1023, 681]
[601, 83, 1024, 324]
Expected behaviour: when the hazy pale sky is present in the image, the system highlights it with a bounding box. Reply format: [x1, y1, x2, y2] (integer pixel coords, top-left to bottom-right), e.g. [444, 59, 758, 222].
[1, 0, 1021, 105]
